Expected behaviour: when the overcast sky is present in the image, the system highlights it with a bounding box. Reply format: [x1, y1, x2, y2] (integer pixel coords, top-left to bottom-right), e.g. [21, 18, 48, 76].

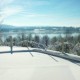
[0, 0, 80, 27]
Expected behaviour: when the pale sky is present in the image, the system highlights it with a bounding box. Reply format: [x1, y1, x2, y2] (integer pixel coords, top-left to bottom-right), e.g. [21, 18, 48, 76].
[0, 0, 80, 27]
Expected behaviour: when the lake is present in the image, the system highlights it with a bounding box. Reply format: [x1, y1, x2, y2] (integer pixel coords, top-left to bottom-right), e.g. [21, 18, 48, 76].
[2, 32, 80, 41]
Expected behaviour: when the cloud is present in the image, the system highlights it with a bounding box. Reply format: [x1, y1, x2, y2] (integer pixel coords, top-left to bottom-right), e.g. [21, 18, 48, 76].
[30, 1, 50, 5]
[0, 0, 15, 22]
[24, 14, 47, 18]
[0, 0, 14, 8]
[23, 0, 50, 7]
[1, 6, 23, 17]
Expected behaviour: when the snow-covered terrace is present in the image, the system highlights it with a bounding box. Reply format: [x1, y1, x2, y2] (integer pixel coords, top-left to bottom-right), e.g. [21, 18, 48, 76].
[0, 46, 80, 80]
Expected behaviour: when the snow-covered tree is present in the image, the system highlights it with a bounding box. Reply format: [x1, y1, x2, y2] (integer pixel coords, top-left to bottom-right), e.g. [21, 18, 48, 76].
[73, 42, 80, 55]
[41, 35, 50, 47]
[51, 36, 57, 45]
[34, 35, 40, 43]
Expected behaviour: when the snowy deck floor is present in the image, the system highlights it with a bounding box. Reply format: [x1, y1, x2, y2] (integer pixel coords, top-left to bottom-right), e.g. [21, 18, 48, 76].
[0, 46, 80, 80]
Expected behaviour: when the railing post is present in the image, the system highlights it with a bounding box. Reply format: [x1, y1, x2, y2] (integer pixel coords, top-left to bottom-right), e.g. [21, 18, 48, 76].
[10, 36, 13, 54]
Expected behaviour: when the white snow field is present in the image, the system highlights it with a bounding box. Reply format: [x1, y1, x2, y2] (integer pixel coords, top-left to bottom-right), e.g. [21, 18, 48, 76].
[0, 46, 80, 80]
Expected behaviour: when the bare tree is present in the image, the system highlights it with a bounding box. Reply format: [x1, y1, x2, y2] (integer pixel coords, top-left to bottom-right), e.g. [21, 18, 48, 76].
[0, 0, 7, 44]
[0, 5, 3, 45]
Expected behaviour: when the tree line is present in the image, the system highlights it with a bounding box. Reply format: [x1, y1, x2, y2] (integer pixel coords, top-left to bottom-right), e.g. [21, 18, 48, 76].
[0, 32, 80, 56]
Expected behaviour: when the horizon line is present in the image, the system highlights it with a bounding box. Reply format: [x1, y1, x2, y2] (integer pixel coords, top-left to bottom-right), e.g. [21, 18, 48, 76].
[1, 23, 80, 28]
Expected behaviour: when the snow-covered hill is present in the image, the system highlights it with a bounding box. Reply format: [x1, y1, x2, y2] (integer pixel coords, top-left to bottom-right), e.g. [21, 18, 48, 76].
[0, 46, 80, 80]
